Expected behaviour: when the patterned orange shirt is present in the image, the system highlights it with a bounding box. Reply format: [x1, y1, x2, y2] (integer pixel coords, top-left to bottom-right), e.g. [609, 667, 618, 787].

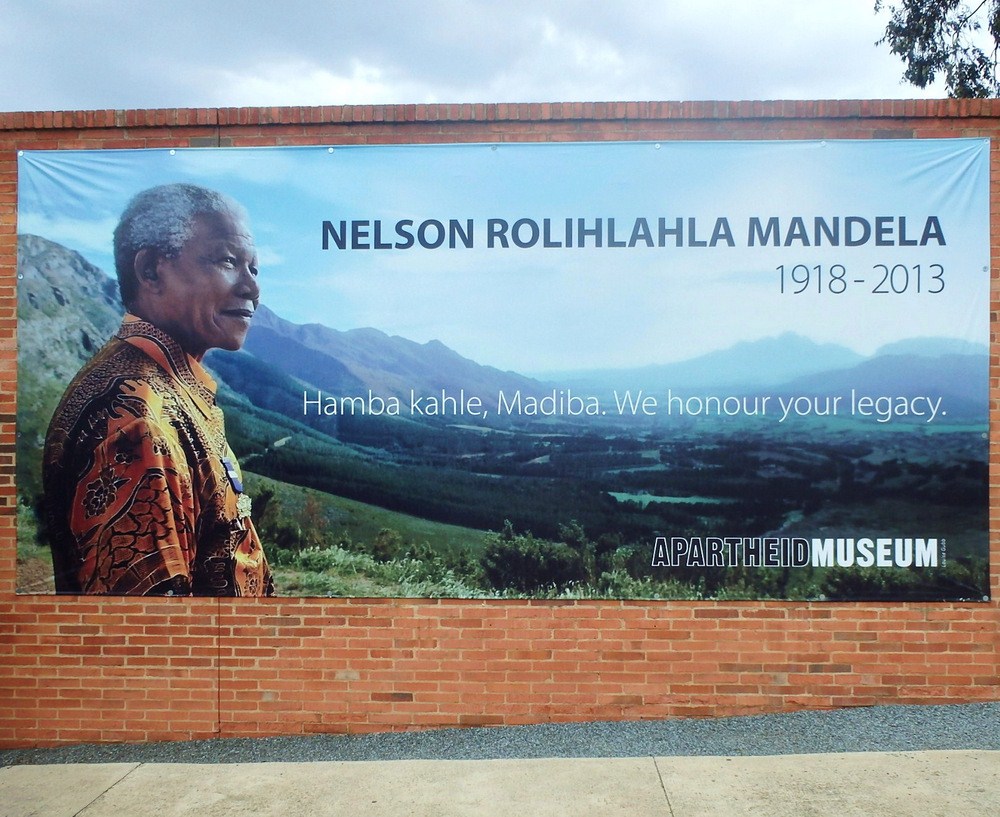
[43, 315, 273, 596]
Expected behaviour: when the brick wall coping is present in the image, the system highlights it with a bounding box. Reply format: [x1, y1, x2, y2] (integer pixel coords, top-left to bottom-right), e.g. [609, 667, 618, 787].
[2, 99, 997, 131]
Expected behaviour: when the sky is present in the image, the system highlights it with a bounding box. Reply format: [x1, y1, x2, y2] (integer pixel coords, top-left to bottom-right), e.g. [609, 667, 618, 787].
[0, 0, 955, 112]
[9, 0, 989, 374]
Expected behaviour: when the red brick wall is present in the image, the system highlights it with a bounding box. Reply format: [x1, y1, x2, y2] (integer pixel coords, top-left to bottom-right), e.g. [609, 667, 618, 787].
[1, 101, 998, 747]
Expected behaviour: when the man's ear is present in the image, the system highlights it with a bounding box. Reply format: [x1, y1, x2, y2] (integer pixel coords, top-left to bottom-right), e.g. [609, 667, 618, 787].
[132, 248, 163, 294]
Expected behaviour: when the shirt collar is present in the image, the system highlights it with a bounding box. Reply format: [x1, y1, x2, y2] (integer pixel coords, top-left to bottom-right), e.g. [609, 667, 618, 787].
[117, 314, 219, 414]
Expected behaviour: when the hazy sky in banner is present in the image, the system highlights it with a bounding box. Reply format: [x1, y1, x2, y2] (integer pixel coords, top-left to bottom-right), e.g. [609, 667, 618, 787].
[0, 0, 953, 111]
[17, 142, 990, 372]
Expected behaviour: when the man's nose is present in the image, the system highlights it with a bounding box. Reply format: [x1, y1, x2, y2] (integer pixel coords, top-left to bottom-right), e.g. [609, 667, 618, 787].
[238, 265, 260, 302]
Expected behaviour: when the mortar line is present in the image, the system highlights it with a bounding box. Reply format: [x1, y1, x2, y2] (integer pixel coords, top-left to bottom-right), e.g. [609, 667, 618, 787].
[216, 596, 223, 737]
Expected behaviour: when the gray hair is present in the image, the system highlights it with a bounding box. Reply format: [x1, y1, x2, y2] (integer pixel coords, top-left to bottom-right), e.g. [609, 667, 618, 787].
[113, 183, 249, 307]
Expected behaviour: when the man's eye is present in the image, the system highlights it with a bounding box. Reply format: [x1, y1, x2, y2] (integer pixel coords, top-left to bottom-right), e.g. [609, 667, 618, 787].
[249, 265, 259, 277]
[219, 255, 237, 267]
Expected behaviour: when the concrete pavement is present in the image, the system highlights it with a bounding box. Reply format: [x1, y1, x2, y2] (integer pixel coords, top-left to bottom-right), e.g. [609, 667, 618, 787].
[2, 751, 997, 817]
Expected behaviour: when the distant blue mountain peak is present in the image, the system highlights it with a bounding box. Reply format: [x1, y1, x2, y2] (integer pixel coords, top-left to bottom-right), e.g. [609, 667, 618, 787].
[874, 336, 987, 358]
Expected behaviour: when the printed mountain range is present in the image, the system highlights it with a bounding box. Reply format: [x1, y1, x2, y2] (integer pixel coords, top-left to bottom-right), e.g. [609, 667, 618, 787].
[16, 233, 990, 436]
[556, 333, 987, 420]
[242, 304, 542, 401]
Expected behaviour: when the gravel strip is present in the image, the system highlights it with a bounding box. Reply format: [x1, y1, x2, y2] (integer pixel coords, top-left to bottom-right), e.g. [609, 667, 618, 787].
[2, 703, 998, 766]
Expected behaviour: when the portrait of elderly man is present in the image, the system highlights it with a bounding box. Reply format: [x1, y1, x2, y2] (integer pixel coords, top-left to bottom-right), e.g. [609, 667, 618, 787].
[42, 183, 273, 596]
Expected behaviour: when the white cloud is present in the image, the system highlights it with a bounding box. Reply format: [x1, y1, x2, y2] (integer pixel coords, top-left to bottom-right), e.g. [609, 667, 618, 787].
[0, 0, 953, 112]
[16, 213, 117, 262]
[255, 245, 284, 268]
[213, 60, 438, 107]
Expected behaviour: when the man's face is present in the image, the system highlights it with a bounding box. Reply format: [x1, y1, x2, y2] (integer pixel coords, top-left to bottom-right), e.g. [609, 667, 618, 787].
[152, 211, 260, 360]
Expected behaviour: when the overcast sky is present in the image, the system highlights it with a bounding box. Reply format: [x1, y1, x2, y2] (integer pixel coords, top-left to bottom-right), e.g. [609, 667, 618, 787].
[2, 0, 951, 112]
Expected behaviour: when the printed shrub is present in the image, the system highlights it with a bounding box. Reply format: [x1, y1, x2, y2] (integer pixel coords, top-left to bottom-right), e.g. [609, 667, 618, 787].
[480, 522, 587, 592]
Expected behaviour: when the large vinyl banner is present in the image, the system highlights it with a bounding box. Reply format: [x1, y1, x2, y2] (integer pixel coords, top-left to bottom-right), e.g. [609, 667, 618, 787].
[15, 139, 990, 600]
